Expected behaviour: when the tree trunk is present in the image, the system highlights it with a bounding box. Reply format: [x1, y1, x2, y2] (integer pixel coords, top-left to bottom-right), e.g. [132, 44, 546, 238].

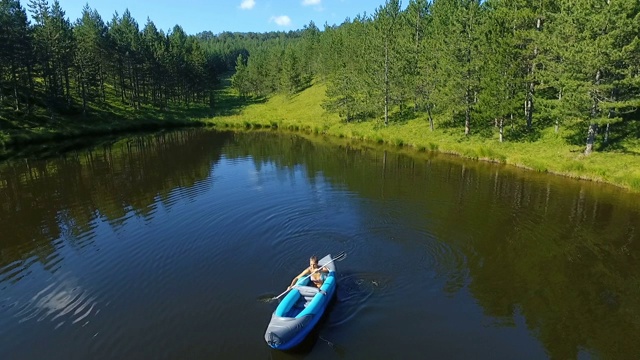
[427, 105, 434, 131]
[27, 62, 34, 115]
[99, 65, 106, 102]
[12, 64, 20, 111]
[384, 37, 389, 127]
[499, 117, 504, 143]
[81, 78, 87, 116]
[525, 17, 543, 129]
[465, 23, 472, 136]
[585, 70, 602, 155]
[555, 89, 563, 133]
[413, 9, 420, 111]
[119, 66, 126, 103]
[465, 106, 470, 135]
[585, 123, 596, 155]
[525, 82, 533, 128]
[65, 70, 71, 108]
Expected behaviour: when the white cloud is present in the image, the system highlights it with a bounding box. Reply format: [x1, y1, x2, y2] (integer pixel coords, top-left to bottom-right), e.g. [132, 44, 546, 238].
[302, 0, 321, 5]
[240, 0, 256, 10]
[270, 15, 292, 26]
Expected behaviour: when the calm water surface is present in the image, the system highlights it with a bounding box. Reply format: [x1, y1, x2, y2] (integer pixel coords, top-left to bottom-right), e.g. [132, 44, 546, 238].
[1, 129, 639, 359]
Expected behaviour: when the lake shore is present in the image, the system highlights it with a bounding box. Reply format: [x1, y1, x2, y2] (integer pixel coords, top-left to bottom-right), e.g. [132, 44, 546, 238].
[2, 81, 639, 192]
[206, 82, 640, 193]
[0, 106, 208, 160]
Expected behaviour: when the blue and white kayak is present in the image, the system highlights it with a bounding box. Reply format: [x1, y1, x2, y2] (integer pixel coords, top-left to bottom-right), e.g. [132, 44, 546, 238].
[264, 254, 337, 350]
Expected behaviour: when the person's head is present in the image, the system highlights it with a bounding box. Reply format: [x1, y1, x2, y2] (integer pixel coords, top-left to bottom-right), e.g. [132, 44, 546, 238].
[309, 255, 318, 269]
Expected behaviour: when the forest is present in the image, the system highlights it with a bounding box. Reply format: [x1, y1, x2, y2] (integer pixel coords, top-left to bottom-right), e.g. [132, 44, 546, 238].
[230, 0, 640, 155]
[1, 0, 639, 157]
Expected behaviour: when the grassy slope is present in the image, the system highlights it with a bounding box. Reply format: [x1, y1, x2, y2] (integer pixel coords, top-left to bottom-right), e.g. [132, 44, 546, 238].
[0, 91, 210, 156]
[209, 82, 640, 192]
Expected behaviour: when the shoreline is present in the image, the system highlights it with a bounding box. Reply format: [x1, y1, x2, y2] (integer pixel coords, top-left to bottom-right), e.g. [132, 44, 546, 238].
[204, 82, 640, 193]
[2, 83, 639, 193]
[218, 125, 639, 194]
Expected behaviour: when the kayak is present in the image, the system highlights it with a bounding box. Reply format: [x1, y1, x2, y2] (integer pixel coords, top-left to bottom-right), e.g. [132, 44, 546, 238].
[264, 254, 337, 350]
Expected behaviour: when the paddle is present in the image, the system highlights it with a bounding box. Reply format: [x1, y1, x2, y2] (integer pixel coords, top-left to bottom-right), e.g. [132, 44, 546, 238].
[270, 252, 347, 302]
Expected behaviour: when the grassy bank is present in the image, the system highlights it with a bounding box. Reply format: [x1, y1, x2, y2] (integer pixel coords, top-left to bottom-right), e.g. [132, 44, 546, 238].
[0, 99, 211, 159]
[208, 81, 640, 192]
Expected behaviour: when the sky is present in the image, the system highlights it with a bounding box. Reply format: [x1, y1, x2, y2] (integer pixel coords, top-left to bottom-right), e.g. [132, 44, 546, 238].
[20, 0, 393, 35]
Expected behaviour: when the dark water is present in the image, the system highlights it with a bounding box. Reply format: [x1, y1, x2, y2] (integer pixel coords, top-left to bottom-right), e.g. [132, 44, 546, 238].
[1, 129, 639, 359]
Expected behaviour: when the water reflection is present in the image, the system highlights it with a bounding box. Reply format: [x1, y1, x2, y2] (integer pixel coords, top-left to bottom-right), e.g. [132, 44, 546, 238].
[0, 130, 232, 341]
[0, 130, 231, 277]
[0, 129, 638, 359]
[230, 132, 640, 358]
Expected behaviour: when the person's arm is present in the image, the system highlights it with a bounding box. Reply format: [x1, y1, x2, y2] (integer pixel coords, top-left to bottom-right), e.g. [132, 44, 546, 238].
[289, 268, 310, 288]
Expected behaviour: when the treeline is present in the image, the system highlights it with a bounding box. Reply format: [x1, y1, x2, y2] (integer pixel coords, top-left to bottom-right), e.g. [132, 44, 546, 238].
[196, 30, 305, 75]
[231, 0, 640, 155]
[230, 24, 319, 97]
[0, 0, 217, 117]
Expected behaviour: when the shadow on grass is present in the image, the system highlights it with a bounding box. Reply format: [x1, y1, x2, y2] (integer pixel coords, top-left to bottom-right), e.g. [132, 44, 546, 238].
[503, 123, 544, 142]
[0, 114, 20, 130]
[596, 118, 640, 155]
[558, 112, 640, 154]
[388, 107, 419, 125]
[501, 114, 556, 142]
[213, 90, 267, 116]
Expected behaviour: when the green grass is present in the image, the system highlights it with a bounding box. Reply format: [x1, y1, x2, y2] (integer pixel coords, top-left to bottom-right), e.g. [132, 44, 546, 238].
[207, 81, 640, 193]
[0, 88, 211, 158]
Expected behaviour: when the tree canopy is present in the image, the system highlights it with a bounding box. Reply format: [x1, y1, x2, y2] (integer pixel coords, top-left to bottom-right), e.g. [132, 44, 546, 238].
[223, 0, 639, 154]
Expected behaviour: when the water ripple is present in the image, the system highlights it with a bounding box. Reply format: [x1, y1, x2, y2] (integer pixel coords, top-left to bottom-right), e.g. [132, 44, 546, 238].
[327, 272, 391, 328]
[13, 275, 99, 329]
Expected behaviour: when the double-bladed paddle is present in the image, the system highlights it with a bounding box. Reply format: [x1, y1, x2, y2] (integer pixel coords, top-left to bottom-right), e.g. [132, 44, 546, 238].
[270, 251, 347, 302]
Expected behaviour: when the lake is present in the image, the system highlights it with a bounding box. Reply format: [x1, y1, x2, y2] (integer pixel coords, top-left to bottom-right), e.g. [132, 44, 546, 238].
[1, 129, 639, 359]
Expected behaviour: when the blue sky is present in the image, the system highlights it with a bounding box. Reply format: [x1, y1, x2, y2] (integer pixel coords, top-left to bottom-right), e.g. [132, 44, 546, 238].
[20, 0, 392, 35]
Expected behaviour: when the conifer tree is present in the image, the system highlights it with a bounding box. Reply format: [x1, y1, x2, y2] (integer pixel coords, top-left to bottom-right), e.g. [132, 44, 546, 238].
[0, 0, 33, 112]
[74, 5, 107, 114]
[406, 0, 435, 129]
[543, 0, 640, 154]
[372, 0, 403, 126]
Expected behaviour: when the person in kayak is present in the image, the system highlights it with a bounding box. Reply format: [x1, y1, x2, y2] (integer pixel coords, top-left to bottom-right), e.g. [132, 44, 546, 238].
[288, 255, 330, 289]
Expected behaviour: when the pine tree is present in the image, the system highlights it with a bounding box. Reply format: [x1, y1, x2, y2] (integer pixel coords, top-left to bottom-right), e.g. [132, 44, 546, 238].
[372, 0, 403, 126]
[300, 20, 320, 83]
[141, 18, 166, 107]
[543, 0, 640, 155]
[0, 0, 33, 112]
[74, 5, 107, 115]
[29, 0, 75, 112]
[477, 0, 528, 141]
[231, 54, 250, 97]
[109, 10, 143, 108]
[323, 16, 373, 121]
[431, 0, 484, 135]
[50, 1, 74, 108]
[280, 45, 302, 94]
[406, 0, 435, 129]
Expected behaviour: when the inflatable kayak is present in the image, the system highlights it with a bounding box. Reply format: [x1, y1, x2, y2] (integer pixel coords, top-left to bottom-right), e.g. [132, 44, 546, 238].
[264, 254, 337, 350]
